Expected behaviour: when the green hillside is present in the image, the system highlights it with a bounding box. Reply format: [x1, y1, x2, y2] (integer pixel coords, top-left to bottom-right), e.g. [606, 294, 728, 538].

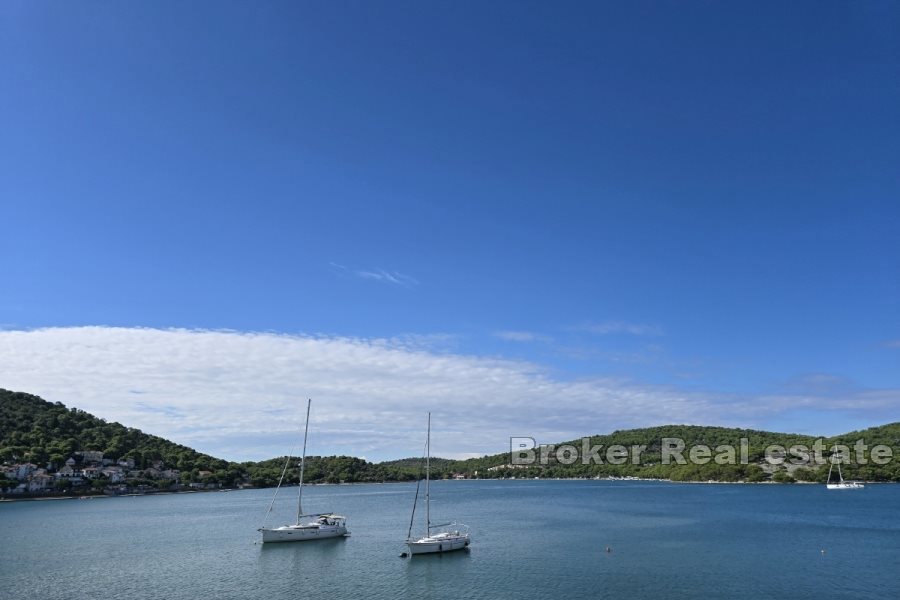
[2, 388, 899, 498]
[0, 389, 232, 470]
[0, 389, 456, 492]
[0, 389, 241, 486]
[455, 423, 900, 482]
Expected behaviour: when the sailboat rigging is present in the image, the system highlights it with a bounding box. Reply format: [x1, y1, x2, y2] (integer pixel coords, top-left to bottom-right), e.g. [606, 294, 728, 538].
[405, 412, 470, 555]
[258, 399, 349, 542]
[826, 451, 864, 490]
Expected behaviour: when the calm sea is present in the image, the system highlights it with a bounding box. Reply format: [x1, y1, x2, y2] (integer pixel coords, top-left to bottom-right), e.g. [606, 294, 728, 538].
[2, 480, 898, 599]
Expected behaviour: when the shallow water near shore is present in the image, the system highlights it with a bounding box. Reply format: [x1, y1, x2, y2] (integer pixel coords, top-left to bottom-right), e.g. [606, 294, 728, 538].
[3, 480, 898, 599]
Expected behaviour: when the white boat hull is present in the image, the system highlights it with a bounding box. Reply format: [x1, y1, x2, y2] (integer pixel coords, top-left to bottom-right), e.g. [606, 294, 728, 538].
[826, 482, 864, 490]
[259, 401, 350, 545]
[825, 457, 863, 490]
[407, 533, 470, 555]
[260, 524, 348, 543]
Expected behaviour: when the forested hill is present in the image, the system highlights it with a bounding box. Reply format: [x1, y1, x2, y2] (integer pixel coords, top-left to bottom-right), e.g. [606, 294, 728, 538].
[2, 388, 900, 496]
[0, 389, 457, 489]
[0, 388, 238, 481]
[453, 423, 900, 482]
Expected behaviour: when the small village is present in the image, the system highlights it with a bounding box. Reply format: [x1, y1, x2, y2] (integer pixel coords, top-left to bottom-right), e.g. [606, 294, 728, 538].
[1, 450, 233, 498]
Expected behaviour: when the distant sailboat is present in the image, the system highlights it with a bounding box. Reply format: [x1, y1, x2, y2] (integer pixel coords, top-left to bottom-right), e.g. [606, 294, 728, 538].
[826, 454, 864, 490]
[405, 412, 470, 555]
[259, 399, 349, 542]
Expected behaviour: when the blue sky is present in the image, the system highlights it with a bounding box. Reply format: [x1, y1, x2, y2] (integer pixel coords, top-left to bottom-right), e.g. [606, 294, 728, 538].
[1, 2, 898, 461]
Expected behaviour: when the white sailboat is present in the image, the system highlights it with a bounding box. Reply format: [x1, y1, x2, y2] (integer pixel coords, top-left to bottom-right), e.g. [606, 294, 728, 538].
[259, 399, 349, 543]
[826, 454, 864, 490]
[405, 412, 470, 555]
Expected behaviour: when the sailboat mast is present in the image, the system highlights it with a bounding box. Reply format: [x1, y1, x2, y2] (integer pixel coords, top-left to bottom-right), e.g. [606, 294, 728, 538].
[297, 398, 311, 525]
[425, 411, 431, 537]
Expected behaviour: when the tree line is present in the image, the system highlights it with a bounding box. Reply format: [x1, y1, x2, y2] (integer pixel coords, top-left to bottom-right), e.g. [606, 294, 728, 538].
[3, 389, 899, 491]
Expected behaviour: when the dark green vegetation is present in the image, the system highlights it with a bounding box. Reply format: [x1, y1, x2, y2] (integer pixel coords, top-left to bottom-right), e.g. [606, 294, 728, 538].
[0, 389, 240, 489]
[477, 424, 900, 483]
[244, 456, 460, 487]
[2, 388, 899, 498]
[0, 389, 465, 494]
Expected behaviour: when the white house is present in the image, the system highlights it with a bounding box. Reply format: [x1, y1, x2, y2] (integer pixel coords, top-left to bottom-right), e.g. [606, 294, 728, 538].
[53, 467, 84, 486]
[101, 467, 126, 483]
[28, 473, 53, 492]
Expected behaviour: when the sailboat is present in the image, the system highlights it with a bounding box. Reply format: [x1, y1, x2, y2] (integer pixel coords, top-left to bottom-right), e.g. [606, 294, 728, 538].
[405, 412, 470, 555]
[826, 454, 864, 490]
[259, 399, 349, 543]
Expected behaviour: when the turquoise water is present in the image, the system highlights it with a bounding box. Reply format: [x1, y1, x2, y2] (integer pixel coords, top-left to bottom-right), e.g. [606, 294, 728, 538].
[2, 480, 898, 599]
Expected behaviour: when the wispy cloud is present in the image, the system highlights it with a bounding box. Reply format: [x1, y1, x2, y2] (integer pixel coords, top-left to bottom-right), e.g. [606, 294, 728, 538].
[330, 262, 418, 287]
[0, 327, 896, 462]
[356, 269, 418, 287]
[883, 339, 900, 349]
[579, 320, 662, 336]
[387, 332, 461, 352]
[493, 330, 552, 343]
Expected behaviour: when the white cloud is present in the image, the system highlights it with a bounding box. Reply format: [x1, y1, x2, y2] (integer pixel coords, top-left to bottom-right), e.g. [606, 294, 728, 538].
[0, 327, 896, 463]
[493, 330, 552, 343]
[329, 262, 418, 287]
[355, 269, 418, 287]
[580, 321, 662, 336]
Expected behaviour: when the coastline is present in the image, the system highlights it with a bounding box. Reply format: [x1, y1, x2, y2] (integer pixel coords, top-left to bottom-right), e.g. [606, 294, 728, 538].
[6, 477, 889, 502]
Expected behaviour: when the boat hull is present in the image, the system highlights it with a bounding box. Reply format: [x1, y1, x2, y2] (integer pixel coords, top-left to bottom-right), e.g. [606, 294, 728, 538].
[260, 524, 348, 543]
[407, 534, 470, 555]
[826, 482, 864, 490]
